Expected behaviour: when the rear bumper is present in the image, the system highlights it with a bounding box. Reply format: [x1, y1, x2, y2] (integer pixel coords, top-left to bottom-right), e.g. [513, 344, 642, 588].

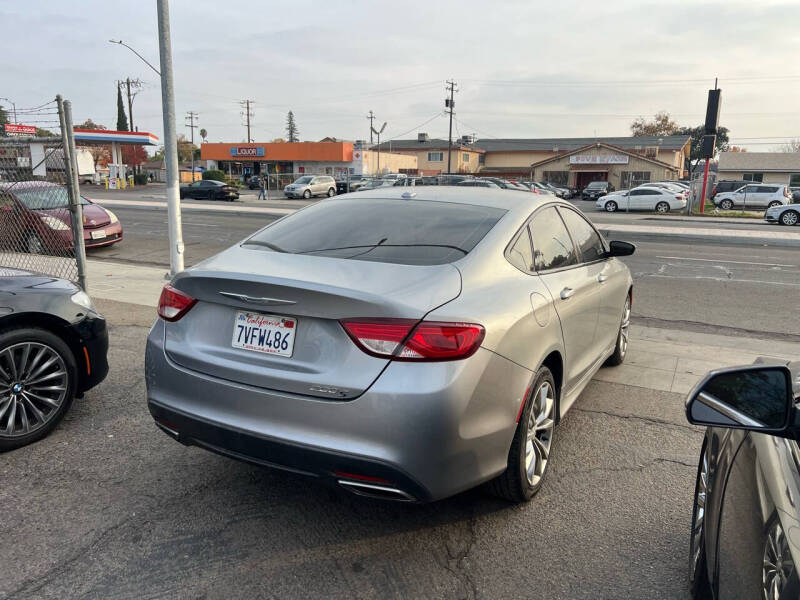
[145, 319, 532, 501]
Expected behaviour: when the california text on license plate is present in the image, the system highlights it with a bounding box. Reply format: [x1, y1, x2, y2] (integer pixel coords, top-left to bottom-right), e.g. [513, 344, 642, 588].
[231, 311, 296, 357]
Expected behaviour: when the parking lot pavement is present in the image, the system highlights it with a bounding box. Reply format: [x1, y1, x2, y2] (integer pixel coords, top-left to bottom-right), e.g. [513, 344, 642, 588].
[1, 298, 704, 600]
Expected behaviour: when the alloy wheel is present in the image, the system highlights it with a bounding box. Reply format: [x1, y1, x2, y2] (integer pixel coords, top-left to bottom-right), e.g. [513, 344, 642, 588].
[524, 380, 555, 487]
[0, 342, 69, 438]
[618, 297, 631, 358]
[781, 211, 798, 226]
[656, 202, 670, 213]
[763, 519, 795, 599]
[690, 447, 709, 580]
[605, 201, 617, 212]
[720, 199, 733, 210]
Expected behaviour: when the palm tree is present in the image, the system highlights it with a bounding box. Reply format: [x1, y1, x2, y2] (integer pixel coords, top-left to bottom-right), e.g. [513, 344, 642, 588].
[199, 128, 207, 144]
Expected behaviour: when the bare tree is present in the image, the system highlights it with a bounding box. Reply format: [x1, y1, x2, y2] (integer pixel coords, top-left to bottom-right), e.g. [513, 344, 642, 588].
[780, 139, 800, 153]
[630, 111, 678, 137]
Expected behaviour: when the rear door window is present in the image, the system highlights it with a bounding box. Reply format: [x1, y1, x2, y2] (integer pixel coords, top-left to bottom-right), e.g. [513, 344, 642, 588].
[528, 207, 577, 271]
[557, 207, 606, 263]
[245, 198, 506, 265]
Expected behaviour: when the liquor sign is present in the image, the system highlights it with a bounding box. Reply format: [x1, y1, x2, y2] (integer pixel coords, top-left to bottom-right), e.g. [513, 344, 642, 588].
[230, 146, 265, 157]
[4, 123, 36, 136]
[569, 154, 629, 165]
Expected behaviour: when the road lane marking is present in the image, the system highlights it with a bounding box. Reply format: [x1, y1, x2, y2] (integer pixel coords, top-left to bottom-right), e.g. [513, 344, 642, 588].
[655, 255, 795, 268]
[650, 274, 800, 287]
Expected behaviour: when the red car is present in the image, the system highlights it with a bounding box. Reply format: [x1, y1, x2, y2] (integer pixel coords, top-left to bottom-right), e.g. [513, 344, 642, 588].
[0, 181, 122, 254]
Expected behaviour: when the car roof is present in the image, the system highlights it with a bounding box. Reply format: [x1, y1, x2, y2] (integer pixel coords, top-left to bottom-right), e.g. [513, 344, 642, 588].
[346, 185, 552, 214]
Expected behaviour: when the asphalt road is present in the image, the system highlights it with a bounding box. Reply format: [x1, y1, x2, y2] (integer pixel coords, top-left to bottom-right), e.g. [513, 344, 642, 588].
[88, 203, 800, 338]
[1, 298, 702, 600]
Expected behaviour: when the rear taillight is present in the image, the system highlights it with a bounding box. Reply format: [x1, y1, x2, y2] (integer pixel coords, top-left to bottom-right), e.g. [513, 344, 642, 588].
[157, 284, 197, 322]
[341, 318, 485, 361]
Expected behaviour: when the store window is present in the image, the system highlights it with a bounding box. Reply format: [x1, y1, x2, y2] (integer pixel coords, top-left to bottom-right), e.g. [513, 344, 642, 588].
[462, 153, 470, 163]
[620, 171, 651, 188]
[543, 171, 568, 186]
[743, 173, 764, 182]
[789, 174, 800, 188]
[478, 154, 485, 165]
[427, 152, 444, 162]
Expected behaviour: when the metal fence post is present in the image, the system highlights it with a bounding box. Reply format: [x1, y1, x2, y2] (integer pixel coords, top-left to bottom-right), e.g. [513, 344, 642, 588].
[57, 96, 87, 291]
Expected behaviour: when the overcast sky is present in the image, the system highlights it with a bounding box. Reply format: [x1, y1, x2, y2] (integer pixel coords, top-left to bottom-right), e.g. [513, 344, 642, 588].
[4, 0, 799, 150]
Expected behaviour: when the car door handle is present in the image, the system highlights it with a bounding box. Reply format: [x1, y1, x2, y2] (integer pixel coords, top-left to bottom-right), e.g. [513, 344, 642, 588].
[598, 273, 608, 283]
[560, 287, 575, 300]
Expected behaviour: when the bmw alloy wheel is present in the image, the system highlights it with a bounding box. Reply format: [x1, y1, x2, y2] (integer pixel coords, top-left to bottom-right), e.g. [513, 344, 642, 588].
[525, 380, 555, 487]
[0, 342, 69, 438]
[763, 519, 795, 599]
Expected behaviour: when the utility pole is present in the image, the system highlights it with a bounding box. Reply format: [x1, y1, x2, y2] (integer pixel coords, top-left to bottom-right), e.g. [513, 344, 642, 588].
[445, 79, 458, 174]
[157, 0, 184, 276]
[366, 110, 375, 144]
[185, 111, 198, 181]
[240, 99, 254, 143]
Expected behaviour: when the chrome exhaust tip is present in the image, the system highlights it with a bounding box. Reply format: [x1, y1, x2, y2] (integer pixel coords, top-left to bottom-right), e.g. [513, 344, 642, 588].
[337, 479, 416, 502]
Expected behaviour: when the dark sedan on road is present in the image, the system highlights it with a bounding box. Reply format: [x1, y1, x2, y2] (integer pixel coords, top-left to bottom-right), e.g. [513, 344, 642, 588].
[0, 182, 123, 254]
[180, 180, 240, 201]
[0, 270, 109, 451]
[686, 361, 800, 599]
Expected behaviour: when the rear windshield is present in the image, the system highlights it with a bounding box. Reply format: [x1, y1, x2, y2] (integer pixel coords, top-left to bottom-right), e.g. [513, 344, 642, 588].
[244, 198, 507, 265]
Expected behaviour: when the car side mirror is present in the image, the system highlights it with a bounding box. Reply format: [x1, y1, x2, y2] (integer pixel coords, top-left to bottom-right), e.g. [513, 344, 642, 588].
[607, 240, 635, 257]
[686, 365, 794, 434]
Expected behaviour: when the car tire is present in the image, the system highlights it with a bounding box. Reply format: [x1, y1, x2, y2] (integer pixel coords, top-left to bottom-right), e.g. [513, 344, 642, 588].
[780, 210, 799, 226]
[604, 294, 630, 367]
[768, 201, 783, 209]
[719, 199, 733, 210]
[303, 190, 311, 199]
[327, 187, 336, 197]
[488, 366, 556, 503]
[688, 439, 713, 599]
[655, 201, 670, 214]
[604, 200, 618, 212]
[0, 326, 77, 452]
[25, 232, 45, 255]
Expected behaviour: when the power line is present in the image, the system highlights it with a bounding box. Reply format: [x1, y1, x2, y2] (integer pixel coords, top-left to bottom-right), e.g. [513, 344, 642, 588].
[384, 113, 444, 143]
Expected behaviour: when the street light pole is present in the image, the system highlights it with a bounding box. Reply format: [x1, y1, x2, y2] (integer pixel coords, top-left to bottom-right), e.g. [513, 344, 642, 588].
[156, 0, 184, 276]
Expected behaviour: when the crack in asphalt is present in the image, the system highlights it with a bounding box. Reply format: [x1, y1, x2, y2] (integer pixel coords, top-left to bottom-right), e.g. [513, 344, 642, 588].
[559, 456, 696, 477]
[433, 511, 479, 600]
[573, 407, 699, 432]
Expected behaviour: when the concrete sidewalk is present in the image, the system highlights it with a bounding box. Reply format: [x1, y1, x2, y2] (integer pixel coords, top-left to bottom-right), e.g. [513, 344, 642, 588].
[85, 258, 800, 397]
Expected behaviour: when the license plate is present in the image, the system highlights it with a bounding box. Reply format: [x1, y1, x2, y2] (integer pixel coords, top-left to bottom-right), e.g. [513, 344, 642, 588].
[91, 230, 107, 240]
[231, 311, 296, 357]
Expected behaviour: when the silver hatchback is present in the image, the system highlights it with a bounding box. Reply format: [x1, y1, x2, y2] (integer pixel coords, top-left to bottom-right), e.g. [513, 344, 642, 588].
[284, 175, 336, 199]
[146, 188, 634, 502]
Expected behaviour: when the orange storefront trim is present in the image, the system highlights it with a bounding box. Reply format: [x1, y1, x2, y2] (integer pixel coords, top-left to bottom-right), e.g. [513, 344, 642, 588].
[201, 142, 354, 162]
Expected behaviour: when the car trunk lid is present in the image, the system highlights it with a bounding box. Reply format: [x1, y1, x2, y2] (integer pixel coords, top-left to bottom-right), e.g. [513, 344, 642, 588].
[162, 244, 462, 399]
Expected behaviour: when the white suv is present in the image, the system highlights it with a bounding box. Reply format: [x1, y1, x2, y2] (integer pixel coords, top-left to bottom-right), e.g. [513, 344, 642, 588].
[713, 183, 791, 210]
[284, 175, 336, 199]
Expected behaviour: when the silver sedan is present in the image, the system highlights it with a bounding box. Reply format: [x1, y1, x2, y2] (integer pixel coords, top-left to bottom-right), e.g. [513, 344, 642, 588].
[145, 188, 634, 502]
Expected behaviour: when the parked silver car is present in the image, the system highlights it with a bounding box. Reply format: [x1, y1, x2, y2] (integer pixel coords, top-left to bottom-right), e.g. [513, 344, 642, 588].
[284, 175, 336, 199]
[713, 183, 791, 210]
[145, 188, 634, 502]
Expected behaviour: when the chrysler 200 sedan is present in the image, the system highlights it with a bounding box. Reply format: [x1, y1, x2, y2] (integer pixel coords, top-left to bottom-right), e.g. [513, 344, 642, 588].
[145, 188, 634, 502]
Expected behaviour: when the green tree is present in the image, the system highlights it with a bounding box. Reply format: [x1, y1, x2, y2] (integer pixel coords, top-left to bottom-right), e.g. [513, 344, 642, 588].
[176, 134, 197, 162]
[285, 111, 299, 142]
[116, 86, 129, 131]
[0, 104, 8, 136]
[675, 125, 730, 172]
[630, 111, 678, 137]
[35, 128, 56, 137]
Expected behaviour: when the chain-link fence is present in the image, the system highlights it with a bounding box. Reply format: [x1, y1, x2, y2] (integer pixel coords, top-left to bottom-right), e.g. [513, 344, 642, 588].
[0, 97, 86, 287]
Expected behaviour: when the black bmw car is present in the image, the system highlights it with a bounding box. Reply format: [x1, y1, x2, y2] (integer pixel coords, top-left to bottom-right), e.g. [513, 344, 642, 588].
[0, 269, 108, 451]
[686, 361, 800, 599]
[179, 180, 240, 201]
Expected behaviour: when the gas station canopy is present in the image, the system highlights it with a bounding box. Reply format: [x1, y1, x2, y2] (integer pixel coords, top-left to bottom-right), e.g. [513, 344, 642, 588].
[73, 129, 159, 146]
